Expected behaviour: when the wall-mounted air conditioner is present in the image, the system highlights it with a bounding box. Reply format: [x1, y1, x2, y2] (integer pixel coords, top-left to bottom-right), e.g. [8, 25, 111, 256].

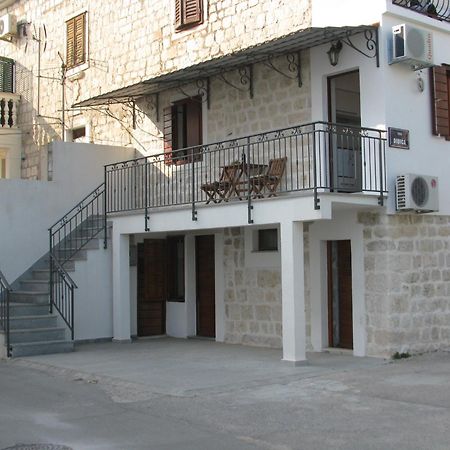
[396, 174, 439, 213]
[0, 14, 17, 40]
[389, 24, 433, 70]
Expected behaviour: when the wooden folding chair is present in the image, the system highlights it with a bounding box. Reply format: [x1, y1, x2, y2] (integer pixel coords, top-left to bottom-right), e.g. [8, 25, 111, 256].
[250, 157, 287, 198]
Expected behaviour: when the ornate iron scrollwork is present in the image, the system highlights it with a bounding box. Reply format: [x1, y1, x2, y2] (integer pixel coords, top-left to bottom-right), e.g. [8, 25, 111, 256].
[263, 52, 302, 87]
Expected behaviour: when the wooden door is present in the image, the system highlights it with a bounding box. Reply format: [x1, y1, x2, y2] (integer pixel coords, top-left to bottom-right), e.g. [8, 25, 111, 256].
[137, 239, 167, 336]
[196, 235, 215, 338]
[327, 240, 353, 349]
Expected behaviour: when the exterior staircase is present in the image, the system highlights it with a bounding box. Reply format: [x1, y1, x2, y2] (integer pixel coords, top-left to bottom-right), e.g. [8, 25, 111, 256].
[2, 212, 108, 357]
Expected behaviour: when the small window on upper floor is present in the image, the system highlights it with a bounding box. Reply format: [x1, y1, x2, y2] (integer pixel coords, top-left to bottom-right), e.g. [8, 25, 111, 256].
[431, 65, 450, 141]
[0, 57, 14, 93]
[66, 12, 87, 69]
[175, 0, 203, 31]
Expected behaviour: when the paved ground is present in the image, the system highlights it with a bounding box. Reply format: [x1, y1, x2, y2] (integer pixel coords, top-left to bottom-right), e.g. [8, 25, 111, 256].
[1, 339, 450, 450]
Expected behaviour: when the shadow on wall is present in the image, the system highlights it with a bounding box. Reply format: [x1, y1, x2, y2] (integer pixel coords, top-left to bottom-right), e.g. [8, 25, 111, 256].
[15, 62, 60, 179]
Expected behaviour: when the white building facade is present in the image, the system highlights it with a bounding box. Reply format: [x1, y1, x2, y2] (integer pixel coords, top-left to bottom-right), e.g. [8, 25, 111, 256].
[1, 0, 450, 361]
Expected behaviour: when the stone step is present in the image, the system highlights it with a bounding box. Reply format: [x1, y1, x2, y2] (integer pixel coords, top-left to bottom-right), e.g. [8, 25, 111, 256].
[32, 264, 75, 280]
[56, 238, 100, 251]
[54, 248, 88, 259]
[9, 303, 50, 317]
[9, 327, 66, 344]
[9, 314, 57, 330]
[10, 339, 74, 357]
[10, 291, 49, 305]
[20, 279, 49, 292]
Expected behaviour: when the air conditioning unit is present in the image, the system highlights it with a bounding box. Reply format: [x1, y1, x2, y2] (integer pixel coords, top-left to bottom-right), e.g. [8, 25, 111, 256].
[0, 14, 17, 40]
[389, 24, 433, 70]
[396, 174, 439, 213]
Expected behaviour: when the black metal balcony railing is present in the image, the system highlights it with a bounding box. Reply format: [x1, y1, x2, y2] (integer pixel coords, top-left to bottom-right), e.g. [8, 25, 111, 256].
[104, 121, 387, 226]
[392, 0, 450, 23]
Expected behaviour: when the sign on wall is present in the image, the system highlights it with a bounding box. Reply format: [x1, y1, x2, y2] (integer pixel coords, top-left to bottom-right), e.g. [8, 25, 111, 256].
[388, 127, 410, 149]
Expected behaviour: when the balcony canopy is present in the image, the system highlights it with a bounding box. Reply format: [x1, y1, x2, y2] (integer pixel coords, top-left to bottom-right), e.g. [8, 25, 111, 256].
[73, 25, 378, 108]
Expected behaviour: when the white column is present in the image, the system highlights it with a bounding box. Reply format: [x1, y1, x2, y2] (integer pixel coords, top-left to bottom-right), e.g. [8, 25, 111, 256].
[185, 234, 197, 337]
[214, 231, 225, 342]
[280, 220, 307, 364]
[112, 232, 131, 341]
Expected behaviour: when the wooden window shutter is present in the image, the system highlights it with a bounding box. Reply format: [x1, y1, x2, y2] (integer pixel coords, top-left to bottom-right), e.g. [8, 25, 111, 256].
[163, 106, 173, 165]
[175, 0, 183, 29]
[74, 14, 86, 66]
[185, 98, 203, 161]
[431, 66, 450, 138]
[183, 0, 202, 26]
[0, 57, 14, 93]
[66, 17, 75, 68]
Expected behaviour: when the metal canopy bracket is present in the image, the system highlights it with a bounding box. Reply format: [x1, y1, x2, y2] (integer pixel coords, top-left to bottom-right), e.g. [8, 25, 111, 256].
[217, 65, 253, 99]
[263, 52, 302, 87]
[341, 28, 379, 68]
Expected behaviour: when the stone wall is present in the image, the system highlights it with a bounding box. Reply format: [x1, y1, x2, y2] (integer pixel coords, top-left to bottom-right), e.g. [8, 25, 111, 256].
[222, 226, 311, 349]
[360, 212, 450, 357]
[0, 0, 312, 178]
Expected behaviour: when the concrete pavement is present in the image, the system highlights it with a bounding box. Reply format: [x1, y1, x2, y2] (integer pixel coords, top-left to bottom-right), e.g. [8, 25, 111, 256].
[1, 338, 450, 450]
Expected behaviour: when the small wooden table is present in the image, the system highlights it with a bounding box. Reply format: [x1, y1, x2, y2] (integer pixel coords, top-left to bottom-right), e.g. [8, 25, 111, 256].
[220, 162, 267, 200]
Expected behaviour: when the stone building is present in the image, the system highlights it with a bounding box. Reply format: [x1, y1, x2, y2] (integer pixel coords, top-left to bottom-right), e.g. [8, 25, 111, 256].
[0, 0, 450, 360]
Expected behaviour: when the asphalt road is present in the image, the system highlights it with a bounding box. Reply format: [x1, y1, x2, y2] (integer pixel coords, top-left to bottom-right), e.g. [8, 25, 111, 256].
[1, 346, 450, 450]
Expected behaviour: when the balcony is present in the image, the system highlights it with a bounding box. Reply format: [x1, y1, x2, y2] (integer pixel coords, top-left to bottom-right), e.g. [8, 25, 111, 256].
[392, 0, 450, 23]
[0, 93, 20, 129]
[104, 122, 387, 223]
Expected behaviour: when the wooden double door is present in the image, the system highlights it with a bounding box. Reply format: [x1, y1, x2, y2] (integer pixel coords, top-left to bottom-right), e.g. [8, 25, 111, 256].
[137, 236, 216, 338]
[327, 240, 353, 349]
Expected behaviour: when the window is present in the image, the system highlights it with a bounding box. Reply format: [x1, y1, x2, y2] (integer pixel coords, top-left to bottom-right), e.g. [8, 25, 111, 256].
[0, 157, 5, 178]
[431, 65, 450, 140]
[167, 236, 185, 301]
[175, 0, 203, 30]
[0, 57, 14, 93]
[66, 12, 86, 69]
[163, 97, 202, 164]
[257, 229, 278, 252]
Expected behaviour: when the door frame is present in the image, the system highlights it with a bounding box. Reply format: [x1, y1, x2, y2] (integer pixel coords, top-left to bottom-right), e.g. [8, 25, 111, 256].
[309, 215, 366, 356]
[327, 70, 362, 192]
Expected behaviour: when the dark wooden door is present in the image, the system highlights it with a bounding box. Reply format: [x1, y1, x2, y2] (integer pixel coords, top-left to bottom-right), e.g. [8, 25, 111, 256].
[196, 235, 215, 338]
[327, 240, 353, 349]
[137, 239, 167, 336]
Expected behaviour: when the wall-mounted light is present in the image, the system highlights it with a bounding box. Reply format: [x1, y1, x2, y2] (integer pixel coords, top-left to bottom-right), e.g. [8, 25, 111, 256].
[327, 41, 343, 67]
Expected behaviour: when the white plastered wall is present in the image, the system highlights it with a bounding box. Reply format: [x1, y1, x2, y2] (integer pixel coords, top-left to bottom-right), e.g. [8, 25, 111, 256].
[309, 210, 366, 356]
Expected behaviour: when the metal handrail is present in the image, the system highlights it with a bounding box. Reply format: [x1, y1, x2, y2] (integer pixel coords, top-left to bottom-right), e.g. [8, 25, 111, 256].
[105, 121, 386, 169]
[392, 0, 450, 23]
[104, 121, 387, 221]
[49, 253, 76, 340]
[48, 182, 106, 340]
[0, 269, 11, 357]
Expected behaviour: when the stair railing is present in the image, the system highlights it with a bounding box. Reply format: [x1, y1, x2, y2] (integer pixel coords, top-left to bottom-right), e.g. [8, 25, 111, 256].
[48, 254, 77, 340]
[0, 269, 12, 357]
[48, 183, 106, 339]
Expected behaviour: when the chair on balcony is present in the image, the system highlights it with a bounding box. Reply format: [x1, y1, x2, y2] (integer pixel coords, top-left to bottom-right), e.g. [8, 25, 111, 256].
[201, 163, 242, 204]
[250, 157, 287, 198]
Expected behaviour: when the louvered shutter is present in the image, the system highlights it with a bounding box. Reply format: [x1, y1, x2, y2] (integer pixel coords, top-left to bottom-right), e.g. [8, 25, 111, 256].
[183, 0, 202, 26]
[163, 106, 173, 165]
[0, 57, 14, 93]
[431, 66, 450, 137]
[175, 0, 182, 29]
[74, 14, 86, 66]
[66, 17, 75, 68]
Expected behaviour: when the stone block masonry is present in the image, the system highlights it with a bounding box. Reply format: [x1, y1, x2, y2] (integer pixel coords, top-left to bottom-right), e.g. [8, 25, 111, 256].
[0, 0, 313, 179]
[360, 212, 450, 357]
[222, 226, 312, 349]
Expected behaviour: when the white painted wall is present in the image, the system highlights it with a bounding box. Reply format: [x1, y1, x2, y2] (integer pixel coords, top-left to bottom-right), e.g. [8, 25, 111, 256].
[311, 0, 386, 28]
[72, 245, 113, 341]
[309, 210, 366, 356]
[0, 142, 134, 282]
[310, 12, 450, 215]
